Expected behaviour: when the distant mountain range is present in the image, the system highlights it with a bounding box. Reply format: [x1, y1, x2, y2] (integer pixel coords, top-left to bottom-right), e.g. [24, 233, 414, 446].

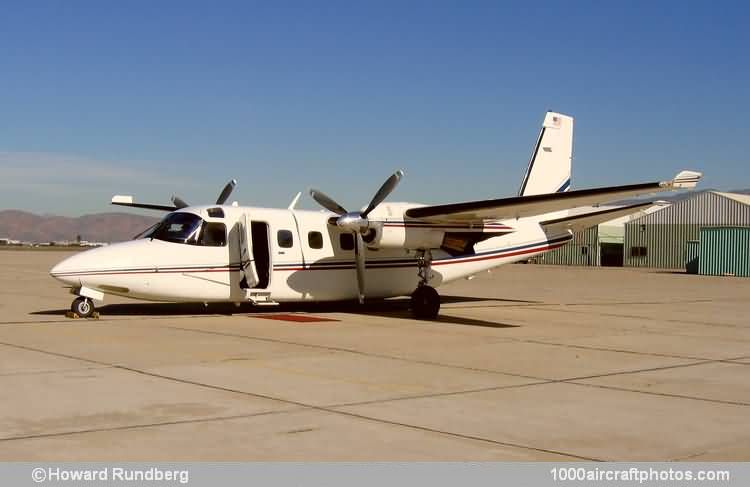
[0, 210, 159, 243]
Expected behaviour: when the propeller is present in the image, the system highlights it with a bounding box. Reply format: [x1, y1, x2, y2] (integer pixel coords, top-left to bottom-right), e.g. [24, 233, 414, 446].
[169, 179, 237, 209]
[309, 170, 404, 304]
[216, 179, 237, 205]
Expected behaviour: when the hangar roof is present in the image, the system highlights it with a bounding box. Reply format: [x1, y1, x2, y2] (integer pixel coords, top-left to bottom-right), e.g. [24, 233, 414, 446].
[626, 191, 750, 226]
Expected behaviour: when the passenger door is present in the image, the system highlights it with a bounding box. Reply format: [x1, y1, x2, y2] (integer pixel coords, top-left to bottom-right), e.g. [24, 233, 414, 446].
[238, 213, 259, 289]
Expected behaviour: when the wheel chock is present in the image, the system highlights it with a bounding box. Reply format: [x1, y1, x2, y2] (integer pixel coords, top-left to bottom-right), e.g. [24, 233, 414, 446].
[65, 311, 100, 320]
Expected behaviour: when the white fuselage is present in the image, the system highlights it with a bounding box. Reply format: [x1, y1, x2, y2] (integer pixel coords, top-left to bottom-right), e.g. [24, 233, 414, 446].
[50, 203, 572, 304]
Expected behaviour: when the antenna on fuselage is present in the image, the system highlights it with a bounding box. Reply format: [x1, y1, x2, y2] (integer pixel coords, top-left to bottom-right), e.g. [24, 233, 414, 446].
[288, 192, 302, 210]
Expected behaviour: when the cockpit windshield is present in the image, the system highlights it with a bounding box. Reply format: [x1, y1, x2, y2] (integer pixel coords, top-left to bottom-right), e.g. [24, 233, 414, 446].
[153, 213, 203, 244]
[139, 212, 226, 246]
[132, 222, 160, 240]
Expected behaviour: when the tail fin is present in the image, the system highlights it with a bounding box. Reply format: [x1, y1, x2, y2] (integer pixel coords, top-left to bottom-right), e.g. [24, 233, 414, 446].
[518, 111, 574, 196]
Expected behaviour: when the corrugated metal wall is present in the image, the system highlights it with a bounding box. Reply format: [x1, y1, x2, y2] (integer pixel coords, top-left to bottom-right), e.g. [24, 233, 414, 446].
[537, 227, 599, 266]
[699, 227, 750, 277]
[624, 192, 750, 269]
[624, 223, 702, 268]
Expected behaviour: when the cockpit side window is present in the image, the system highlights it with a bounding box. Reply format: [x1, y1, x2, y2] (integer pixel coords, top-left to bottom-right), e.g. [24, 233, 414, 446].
[200, 222, 227, 247]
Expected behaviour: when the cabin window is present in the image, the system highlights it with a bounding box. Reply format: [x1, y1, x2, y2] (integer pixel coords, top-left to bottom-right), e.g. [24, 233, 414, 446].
[200, 222, 226, 247]
[207, 207, 224, 218]
[277, 230, 294, 248]
[308, 231, 324, 249]
[340, 233, 354, 250]
[630, 246, 647, 257]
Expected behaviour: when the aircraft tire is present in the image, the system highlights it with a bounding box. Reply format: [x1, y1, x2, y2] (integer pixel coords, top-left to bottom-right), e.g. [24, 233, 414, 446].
[71, 297, 95, 318]
[410, 285, 440, 320]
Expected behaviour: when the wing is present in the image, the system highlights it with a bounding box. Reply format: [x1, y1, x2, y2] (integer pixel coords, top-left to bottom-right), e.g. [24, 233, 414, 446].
[111, 195, 177, 212]
[539, 201, 655, 235]
[405, 170, 701, 223]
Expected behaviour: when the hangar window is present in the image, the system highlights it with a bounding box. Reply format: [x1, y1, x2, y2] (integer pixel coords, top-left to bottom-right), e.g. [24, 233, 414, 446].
[630, 246, 648, 257]
[308, 231, 324, 249]
[340, 233, 354, 251]
[277, 230, 294, 248]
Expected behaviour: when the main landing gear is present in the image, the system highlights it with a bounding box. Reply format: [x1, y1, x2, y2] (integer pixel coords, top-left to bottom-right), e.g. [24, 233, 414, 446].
[71, 296, 96, 318]
[410, 249, 440, 320]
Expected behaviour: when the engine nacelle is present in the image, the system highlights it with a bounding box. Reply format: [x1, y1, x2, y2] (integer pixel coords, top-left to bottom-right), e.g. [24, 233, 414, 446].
[364, 222, 445, 250]
[363, 202, 513, 253]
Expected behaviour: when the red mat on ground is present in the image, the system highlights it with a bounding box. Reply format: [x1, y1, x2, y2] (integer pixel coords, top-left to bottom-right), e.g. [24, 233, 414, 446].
[255, 313, 339, 323]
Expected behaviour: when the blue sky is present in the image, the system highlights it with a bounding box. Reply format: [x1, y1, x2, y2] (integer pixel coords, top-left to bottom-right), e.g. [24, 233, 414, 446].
[1, 1, 748, 215]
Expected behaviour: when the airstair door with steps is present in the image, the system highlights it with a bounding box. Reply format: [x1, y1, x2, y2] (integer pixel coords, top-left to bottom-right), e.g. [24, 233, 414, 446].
[238, 213, 260, 290]
[238, 214, 278, 306]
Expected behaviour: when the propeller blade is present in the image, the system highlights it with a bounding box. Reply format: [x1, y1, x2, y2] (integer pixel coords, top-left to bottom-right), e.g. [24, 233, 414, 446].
[171, 195, 189, 209]
[354, 232, 366, 304]
[362, 170, 404, 217]
[216, 179, 237, 205]
[309, 189, 348, 215]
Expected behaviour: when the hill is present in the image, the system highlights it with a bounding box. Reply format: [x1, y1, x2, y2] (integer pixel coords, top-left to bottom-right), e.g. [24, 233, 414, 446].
[0, 210, 159, 243]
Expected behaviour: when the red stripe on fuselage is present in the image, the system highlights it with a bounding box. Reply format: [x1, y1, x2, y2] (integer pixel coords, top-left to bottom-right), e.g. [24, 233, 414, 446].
[52, 241, 567, 278]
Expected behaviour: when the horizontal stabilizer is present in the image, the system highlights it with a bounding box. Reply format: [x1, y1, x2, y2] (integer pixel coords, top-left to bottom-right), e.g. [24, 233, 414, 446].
[540, 201, 655, 235]
[405, 170, 702, 223]
[111, 195, 177, 212]
[670, 170, 702, 189]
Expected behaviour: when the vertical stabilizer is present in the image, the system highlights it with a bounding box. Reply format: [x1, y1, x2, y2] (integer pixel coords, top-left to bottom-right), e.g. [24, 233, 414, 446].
[518, 112, 574, 196]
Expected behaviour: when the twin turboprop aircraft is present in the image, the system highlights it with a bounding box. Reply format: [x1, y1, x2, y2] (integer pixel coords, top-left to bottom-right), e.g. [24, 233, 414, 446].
[50, 112, 702, 319]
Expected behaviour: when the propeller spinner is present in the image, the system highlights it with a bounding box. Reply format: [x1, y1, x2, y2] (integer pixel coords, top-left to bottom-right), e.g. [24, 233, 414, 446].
[309, 170, 404, 304]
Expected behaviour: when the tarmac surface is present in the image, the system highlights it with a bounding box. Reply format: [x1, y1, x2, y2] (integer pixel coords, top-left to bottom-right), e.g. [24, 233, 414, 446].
[0, 249, 748, 461]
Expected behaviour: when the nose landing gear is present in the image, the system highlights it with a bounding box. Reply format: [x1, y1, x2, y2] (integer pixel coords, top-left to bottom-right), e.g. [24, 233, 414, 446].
[71, 297, 96, 318]
[410, 249, 440, 320]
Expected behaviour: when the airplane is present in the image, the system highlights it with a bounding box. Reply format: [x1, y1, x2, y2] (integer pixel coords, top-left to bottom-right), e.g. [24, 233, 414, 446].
[50, 112, 702, 319]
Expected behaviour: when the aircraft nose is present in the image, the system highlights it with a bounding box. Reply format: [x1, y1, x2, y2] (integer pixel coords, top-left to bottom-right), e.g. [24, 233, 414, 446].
[49, 240, 153, 286]
[49, 254, 82, 285]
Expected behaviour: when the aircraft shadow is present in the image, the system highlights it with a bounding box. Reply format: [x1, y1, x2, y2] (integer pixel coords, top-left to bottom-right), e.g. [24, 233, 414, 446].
[31, 295, 525, 328]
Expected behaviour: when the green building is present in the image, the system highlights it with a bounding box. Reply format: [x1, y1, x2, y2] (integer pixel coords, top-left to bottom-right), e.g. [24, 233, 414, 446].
[697, 226, 750, 277]
[624, 191, 750, 269]
[536, 202, 670, 267]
